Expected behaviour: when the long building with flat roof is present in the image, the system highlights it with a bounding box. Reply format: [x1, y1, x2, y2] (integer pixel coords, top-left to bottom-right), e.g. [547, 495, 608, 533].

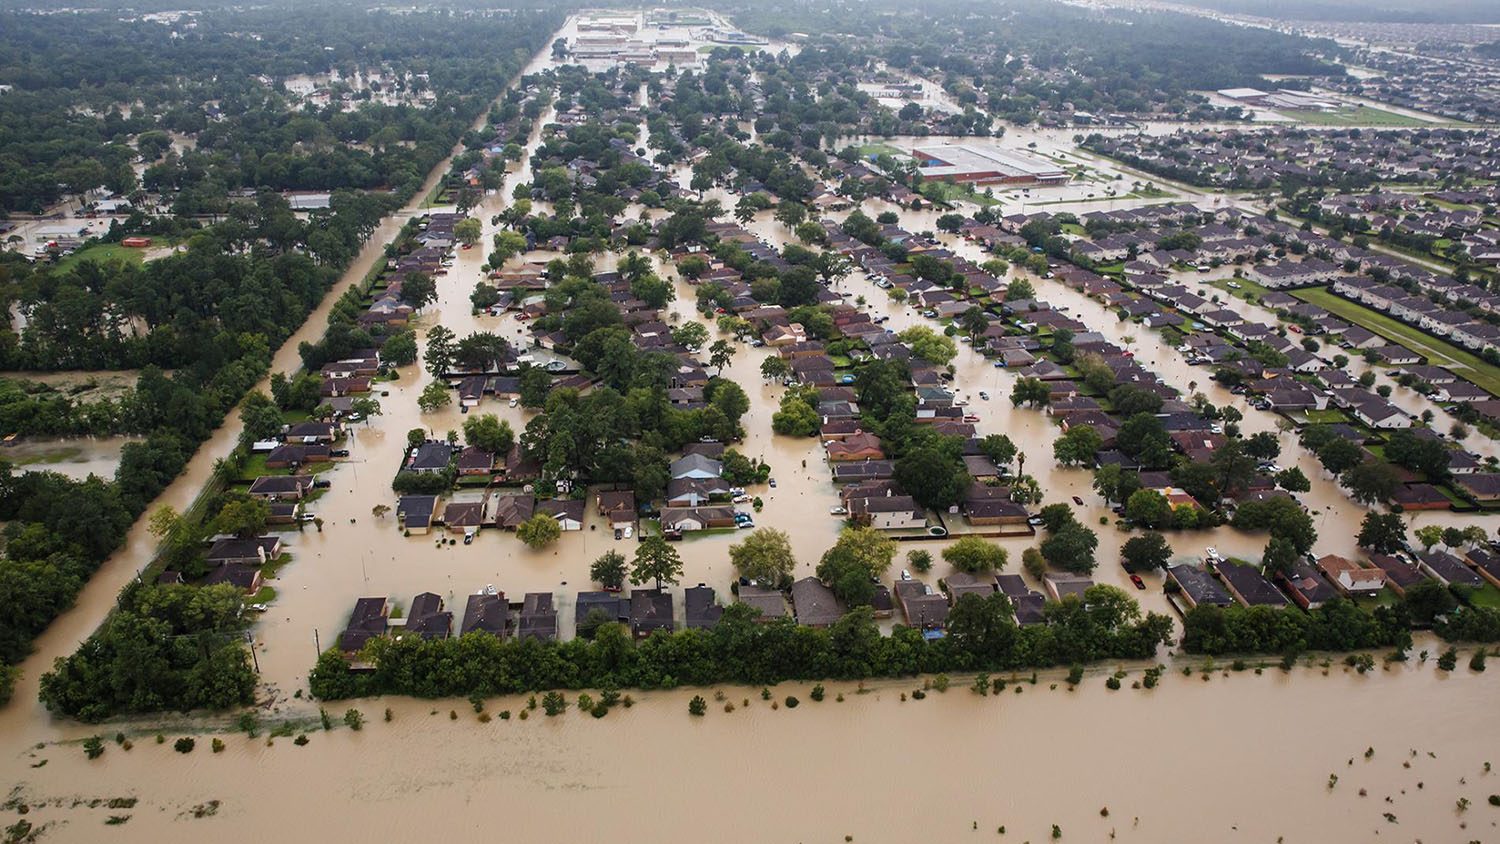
[911, 144, 1069, 187]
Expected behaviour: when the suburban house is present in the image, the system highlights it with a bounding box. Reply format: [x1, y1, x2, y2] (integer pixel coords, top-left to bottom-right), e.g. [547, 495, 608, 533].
[659, 506, 737, 533]
[893, 579, 949, 630]
[670, 453, 723, 480]
[630, 589, 675, 638]
[460, 592, 509, 638]
[1043, 572, 1094, 602]
[943, 572, 997, 604]
[404, 592, 452, 640]
[1167, 564, 1233, 609]
[848, 493, 925, 530]
[397, 494, 438, 534]
[248, 474, 315, 501]
[996, 574, 1045, 624]
[535, 498, 585, 531]
[204, 563, 263, 594]
[826, 432, 884, 462]
[575, 591, 628, 635]
[737, 584, 788, 620]
[597, 489, 637, 528]
[791, 577, 844, 627]
[1417, 550, 1484, 589]
[1464, 548, 1500, 589]
[441, 500, 486, 534]
[685, 585, 725, 629]
[1367, 553, 1428, 597]
[492, 494, 536, 529]
[517, 592, 558, 640]
[1275, 560, 1338, 610]
[1315, 554, 1387, 598]
[265, 443, 330, 468]
[406, 440, 455, 473]
[205, 535, 282, 567]
[339, 597, 389, 653]
[1213, 561, 1287, 607]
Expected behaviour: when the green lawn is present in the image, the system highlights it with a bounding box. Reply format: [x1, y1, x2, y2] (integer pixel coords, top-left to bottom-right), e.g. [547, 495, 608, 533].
[918, 179, 1001, 207]
[1292, 287, 1500, 398]
[854, 142, 905, 158]
[53, 243, 147, 272]
[1301, 408, 1351, 424]
[1282, 106, 1431, 128]
[1463, 583, 1500, 610]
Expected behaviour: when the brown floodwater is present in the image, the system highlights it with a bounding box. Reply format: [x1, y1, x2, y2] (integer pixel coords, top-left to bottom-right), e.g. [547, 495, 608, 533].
[3, 19, 1498, 843]
[5, 660, 1497, 842]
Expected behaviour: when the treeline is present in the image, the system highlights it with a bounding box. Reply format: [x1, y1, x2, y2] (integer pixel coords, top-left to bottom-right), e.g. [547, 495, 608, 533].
[1180, 599, 1412, 656]
[310, 589, 1175, 701]
[39, 583, 256, 722]
[3, 191, 387, 372]
[7, 192, 397, 710]
[0, 6, 561, 212]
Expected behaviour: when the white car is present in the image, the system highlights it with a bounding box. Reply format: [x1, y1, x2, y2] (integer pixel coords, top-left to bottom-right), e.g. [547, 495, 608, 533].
[829, 506, 848, 516]
[1205, 546, 1222, 561]
[508, 397, 519, 407]
[623, 526, 634, 539]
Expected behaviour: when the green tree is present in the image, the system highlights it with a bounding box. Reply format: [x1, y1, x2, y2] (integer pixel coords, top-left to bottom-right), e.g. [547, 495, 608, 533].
[671, 321, 709, 351]
[942, 536, 1008, 574]
[1315, 437, 1363, 475]
[418, 381, 451, 413]
[894, 446, 968, 511]
[1261, 536, 1299, 578]
[1053, 425, 1102, 467]
[424, 325, 455, 379]
[1010, 377, 1050, 408]
[979, 434, 1017, 470]
[462, 413, 513, 455]
[708, 339, 735, 374]
[899, 326, 957, 366]
[1121, 532, 1172, 572]
[816, 527, 897, 607]
[729, 528, 797, 587]
[1275, 466, 1310, 493]
[1341, 460, 1400, 504]
[516, 514, 561, 548]
[453, 218, 482, 247]
[632, 535, 683, 590]
[590, 550, 627, 590]
[1357, 512, 1406, 554]
[1124, 488, 1171, 529]
[1041, 523, 1098, 574]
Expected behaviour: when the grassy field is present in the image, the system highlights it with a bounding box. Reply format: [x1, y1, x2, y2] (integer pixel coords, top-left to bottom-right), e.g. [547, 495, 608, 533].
[1281, 106, 1431, 128]
[918, 179, 1000, 207]
[1291, 286, 1500, 398]
[854, 142, 905, 159]
[53, 243, 147, 272]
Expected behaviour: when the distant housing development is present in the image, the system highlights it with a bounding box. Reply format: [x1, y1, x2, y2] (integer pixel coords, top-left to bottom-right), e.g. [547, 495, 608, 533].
[911, 144, 1069, 187]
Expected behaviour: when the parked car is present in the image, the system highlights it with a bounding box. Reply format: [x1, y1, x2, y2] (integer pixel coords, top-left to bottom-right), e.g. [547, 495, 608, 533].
[829, 506, 848, 516]
[623, 526, 633, 539]
[331, 449, 350, 457]
[1130, 574, 1146, 590]
[463, 533, 474, 545]
[978, 390, 990, 400]
[613, 528, 623, 540]
[1072, 495, 1084, 506]
[769, 478, 777, 488]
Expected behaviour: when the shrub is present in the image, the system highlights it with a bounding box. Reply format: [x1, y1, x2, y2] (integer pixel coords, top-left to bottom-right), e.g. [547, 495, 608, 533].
[541, 691, 567, 716]
[688, 695, 707, 716]
[1437, 647, 1459, 671]
[1105, 676, 1121, 690]
[590, 702, 609, 718]
[784, 696, 800, 708]
[293, 734, 309, 746]
[211, 738, 225, 753]
[932, 674, 950, 692]
[344, 709, 364, 731]
[1470, 649, 1487, 672]
[809, 684, 825, 702]
[173, 737, 195, 754]
[82, 736, 104, 760]
[1066, 664, 1084, 686]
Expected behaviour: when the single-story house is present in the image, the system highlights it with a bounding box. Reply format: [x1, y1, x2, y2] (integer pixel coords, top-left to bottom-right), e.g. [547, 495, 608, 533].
[536, 498, 585, 531]
[1167, 564, 1233, 609]
[1315, 554, 1387, 598]
[791, 577, 844, 627]
[205, 535, 282, 567]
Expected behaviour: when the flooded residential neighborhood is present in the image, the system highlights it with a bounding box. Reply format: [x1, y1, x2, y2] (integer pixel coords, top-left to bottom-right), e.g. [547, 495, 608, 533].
[2, 1, 1500, 841]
